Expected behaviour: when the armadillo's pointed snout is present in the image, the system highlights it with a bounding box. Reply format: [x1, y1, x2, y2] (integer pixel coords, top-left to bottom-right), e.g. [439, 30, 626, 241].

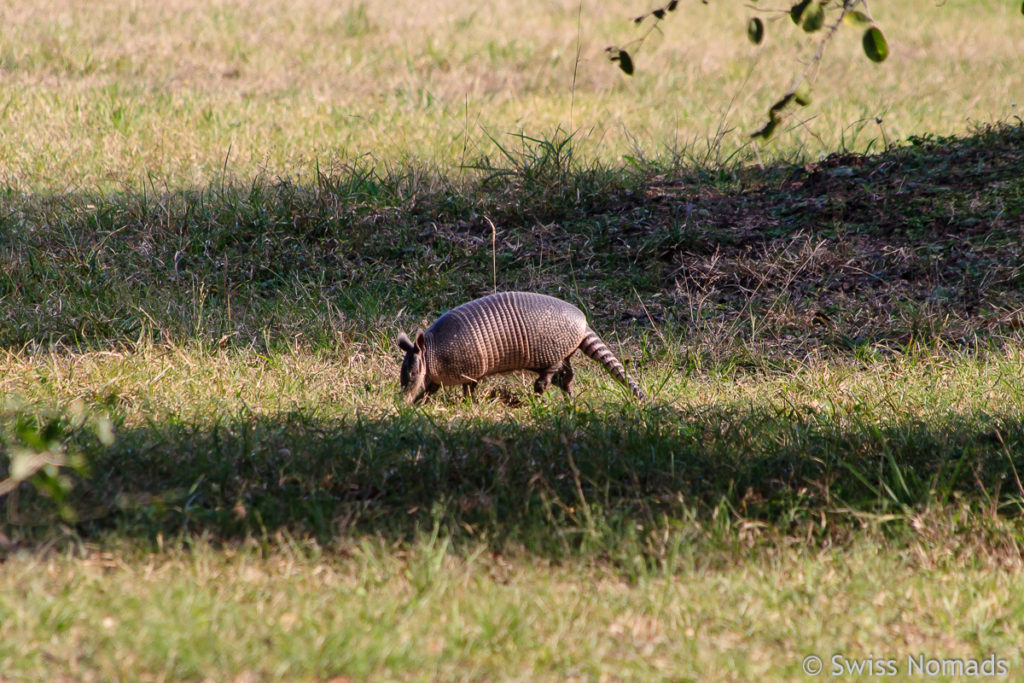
[401, 385, 428, 405]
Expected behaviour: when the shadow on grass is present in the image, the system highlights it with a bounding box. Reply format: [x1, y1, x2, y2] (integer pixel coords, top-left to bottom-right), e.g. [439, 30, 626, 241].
[19, 401, 1021, 555]
[4, 123, 1024, 557]
[2, 123, 1022, 355]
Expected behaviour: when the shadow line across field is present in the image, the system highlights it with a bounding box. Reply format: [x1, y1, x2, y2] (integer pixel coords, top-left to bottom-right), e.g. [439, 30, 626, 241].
[53, 401, 1023, 552]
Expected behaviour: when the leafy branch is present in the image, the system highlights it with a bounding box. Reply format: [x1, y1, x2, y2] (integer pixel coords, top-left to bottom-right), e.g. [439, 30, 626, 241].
[606, 1, 891, 139]
[750, 1, 888, 139]
[1, 402, 114, 524]
[604, 0, 686, 74]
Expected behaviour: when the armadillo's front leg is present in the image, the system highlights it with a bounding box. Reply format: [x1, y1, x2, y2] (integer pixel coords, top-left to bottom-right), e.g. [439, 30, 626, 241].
[461, 381, 478, 399]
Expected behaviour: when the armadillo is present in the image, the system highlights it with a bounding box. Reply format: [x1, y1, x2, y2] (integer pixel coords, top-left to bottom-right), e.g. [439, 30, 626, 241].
[396, 291, 644, 403]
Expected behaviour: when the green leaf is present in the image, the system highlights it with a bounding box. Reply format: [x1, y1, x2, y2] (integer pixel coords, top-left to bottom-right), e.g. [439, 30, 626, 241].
[747, 17, 765, 45]
[769, 93, 795, 117]
[15, 419, 51, 452]
[862, 27, 889, 63]
[790, 0, 811, 25]
[605, 47, 635, 76]
[617, 50, 635, 75]
[751, 118, 778, 140]
[802, 2, 825, 32]
[794, 81, 812, 106]
[843, 10, 873, 27]
[96, 415, 116, 446]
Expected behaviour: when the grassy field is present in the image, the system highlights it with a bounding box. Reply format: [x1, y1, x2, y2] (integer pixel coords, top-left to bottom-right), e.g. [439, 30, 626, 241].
[1, 0, 1021, 191]
[4, 538, 1024, 680]
[3, 0, 1024, 679]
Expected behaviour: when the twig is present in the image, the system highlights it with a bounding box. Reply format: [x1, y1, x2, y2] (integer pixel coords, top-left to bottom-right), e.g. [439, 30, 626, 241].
[484, 216, 498, 293]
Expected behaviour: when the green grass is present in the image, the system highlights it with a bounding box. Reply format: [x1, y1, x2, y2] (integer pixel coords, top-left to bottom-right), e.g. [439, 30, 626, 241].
[2, 124, 1022, 355]
[3, 0, 1024, 678]
[2, 124, 1024, 676]
[1, 0, 1021, 191]
[4, 333, 1024, 544]
[2, 121, 1024, 680]
[3, 538, 1023, 680]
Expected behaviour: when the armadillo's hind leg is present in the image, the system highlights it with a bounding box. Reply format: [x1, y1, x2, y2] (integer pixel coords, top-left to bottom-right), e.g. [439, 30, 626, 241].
[535, 360, 574, 396]
[461, 380, 479, 399]
[553, 358, 574, 396]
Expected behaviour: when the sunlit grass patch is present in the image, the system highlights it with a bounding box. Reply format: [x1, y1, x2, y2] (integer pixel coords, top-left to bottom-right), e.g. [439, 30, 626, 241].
[2, 535, 1023, 680]
[0, 0, 1021, 191]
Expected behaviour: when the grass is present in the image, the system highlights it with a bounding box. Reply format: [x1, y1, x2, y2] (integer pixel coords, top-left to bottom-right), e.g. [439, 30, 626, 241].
[2, 122, 1024, 678]
[2, 0, 1024, 678]
[1, 0, 1021, 191]
[4, 332, 1024, 542]
[2, 125, 1022, 356]
[3, 538, 1023, 680]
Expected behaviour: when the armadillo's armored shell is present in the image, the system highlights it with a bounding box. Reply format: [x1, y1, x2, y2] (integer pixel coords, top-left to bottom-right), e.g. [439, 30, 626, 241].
[423, 292, 587, 386]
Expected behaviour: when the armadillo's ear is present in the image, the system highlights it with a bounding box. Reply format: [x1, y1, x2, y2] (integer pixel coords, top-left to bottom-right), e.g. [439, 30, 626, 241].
[415, 332, 426, 351]
[397, 332, 416, 353]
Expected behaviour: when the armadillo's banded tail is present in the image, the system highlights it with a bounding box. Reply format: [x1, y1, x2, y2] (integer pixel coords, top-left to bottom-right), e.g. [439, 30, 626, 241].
[579, 328, 646, 400]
